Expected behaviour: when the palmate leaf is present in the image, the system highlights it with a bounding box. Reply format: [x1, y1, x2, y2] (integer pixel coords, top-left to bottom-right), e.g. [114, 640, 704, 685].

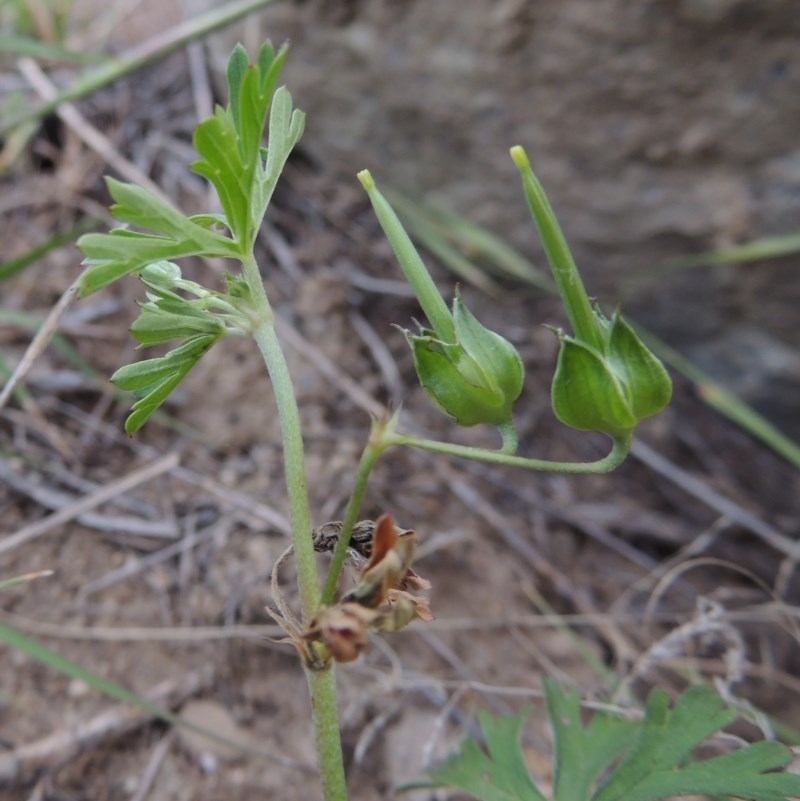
[425, 683, 800, 801]
[593, 686, 800, 801]
[426, 708, 548, 801]
[545, 679, 639, 801]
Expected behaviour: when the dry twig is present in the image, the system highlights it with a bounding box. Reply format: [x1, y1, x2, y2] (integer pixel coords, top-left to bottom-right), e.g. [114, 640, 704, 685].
[0, 666, 214, 784]
[0, 452, 180, 556]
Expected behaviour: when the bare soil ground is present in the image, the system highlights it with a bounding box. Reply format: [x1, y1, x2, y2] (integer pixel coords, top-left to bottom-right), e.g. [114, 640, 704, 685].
[2, 9, 800, 801]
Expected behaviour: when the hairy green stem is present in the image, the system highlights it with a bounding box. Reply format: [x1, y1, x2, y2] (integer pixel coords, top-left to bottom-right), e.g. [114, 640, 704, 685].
[242, 256, 348, 800]
[382, 430, 633, 474]
[307, 668, 348, 801]
[321, 432, 386, 606]
[498, 420, 519, 454]
[250, 318, 320, 619]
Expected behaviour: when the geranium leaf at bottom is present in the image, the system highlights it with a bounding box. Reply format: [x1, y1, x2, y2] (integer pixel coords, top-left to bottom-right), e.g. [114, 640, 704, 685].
[426, 707, 548, 801]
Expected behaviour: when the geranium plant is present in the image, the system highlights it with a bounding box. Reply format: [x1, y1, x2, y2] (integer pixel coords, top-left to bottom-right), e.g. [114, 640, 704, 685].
[67, 41, 799, 801]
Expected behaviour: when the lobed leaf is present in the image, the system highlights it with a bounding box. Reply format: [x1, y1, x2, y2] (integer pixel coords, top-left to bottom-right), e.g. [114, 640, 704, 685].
[192, 43, 295, 251]
[427, 707, 548, 801]
[622, 741, 800, 801]
[78, 220, 239, 297]
[192, 109, 251, 244]
[591, 686, 800, 801]
[427, 684, 800, 801]
[129, 303, 224, 346]
[106, 179, 198, 239]
[544, 679, 639, 801]
[111, 333, 221, 434]
[254, 85, 304, 236]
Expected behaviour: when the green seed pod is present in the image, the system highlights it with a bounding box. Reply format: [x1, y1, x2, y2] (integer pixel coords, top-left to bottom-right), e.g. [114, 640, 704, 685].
[407, 292, 524, 428]
[551, 310, 672, 437]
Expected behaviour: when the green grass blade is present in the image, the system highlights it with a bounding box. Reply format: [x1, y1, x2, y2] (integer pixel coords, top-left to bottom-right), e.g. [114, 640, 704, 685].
[0, 34, 104, 64]
[659, 232, 800, 270]
[0, 571, 54, 592]
[0, 621, 295, 766]
[0, 0, 281, 138]
[0, 308, 102, 368]
[0, 220, 97, 282]
[386, 188, 552, 291]
[383, 190, 511, 297]
[638, 329, 800, 470]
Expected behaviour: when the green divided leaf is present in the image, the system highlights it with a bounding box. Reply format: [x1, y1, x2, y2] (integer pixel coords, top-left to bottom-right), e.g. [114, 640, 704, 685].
[545, 679, 639, 801]
[619, 741, 800, 801]
[426, 683, 800, 801]
[259, 85, 305, 213]
[193, 108, 251, 245]
[427, 708, 548, 801]
[112, 333, 221, 435]
[593, 686, 800, 801]
[78, 42, 301, 297]
[192, 42, 301, 251]
[129, 301, 224, 346]
[77, 179, 240, 296]
[228, 41, 286, 168]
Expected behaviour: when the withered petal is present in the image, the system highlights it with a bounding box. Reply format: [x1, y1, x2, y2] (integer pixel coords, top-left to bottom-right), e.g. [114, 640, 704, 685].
[304, 602, 377, 663]
[362, 513, 399, 571]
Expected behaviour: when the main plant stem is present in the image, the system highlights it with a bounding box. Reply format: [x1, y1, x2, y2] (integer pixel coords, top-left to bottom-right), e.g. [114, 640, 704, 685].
[244, 256, 348, 801]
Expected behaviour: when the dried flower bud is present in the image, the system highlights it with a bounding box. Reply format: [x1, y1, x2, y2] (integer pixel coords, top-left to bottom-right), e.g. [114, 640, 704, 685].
[304, 603, 377, 664]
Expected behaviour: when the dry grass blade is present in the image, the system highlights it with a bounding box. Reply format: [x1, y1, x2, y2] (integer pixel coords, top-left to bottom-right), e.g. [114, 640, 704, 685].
[0, 666, 215, 785]
[0, 0, 282, 137]
[0, 459, 179, 540]
[129, 730, 176, 801]
[0, 570, 54, 592]
[0, 278, 79, 413]
[0, 452, 180, 556]
[631, 440, 799, 559]
[0, 610, 280, 642]
[18, 57, 171, 204]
